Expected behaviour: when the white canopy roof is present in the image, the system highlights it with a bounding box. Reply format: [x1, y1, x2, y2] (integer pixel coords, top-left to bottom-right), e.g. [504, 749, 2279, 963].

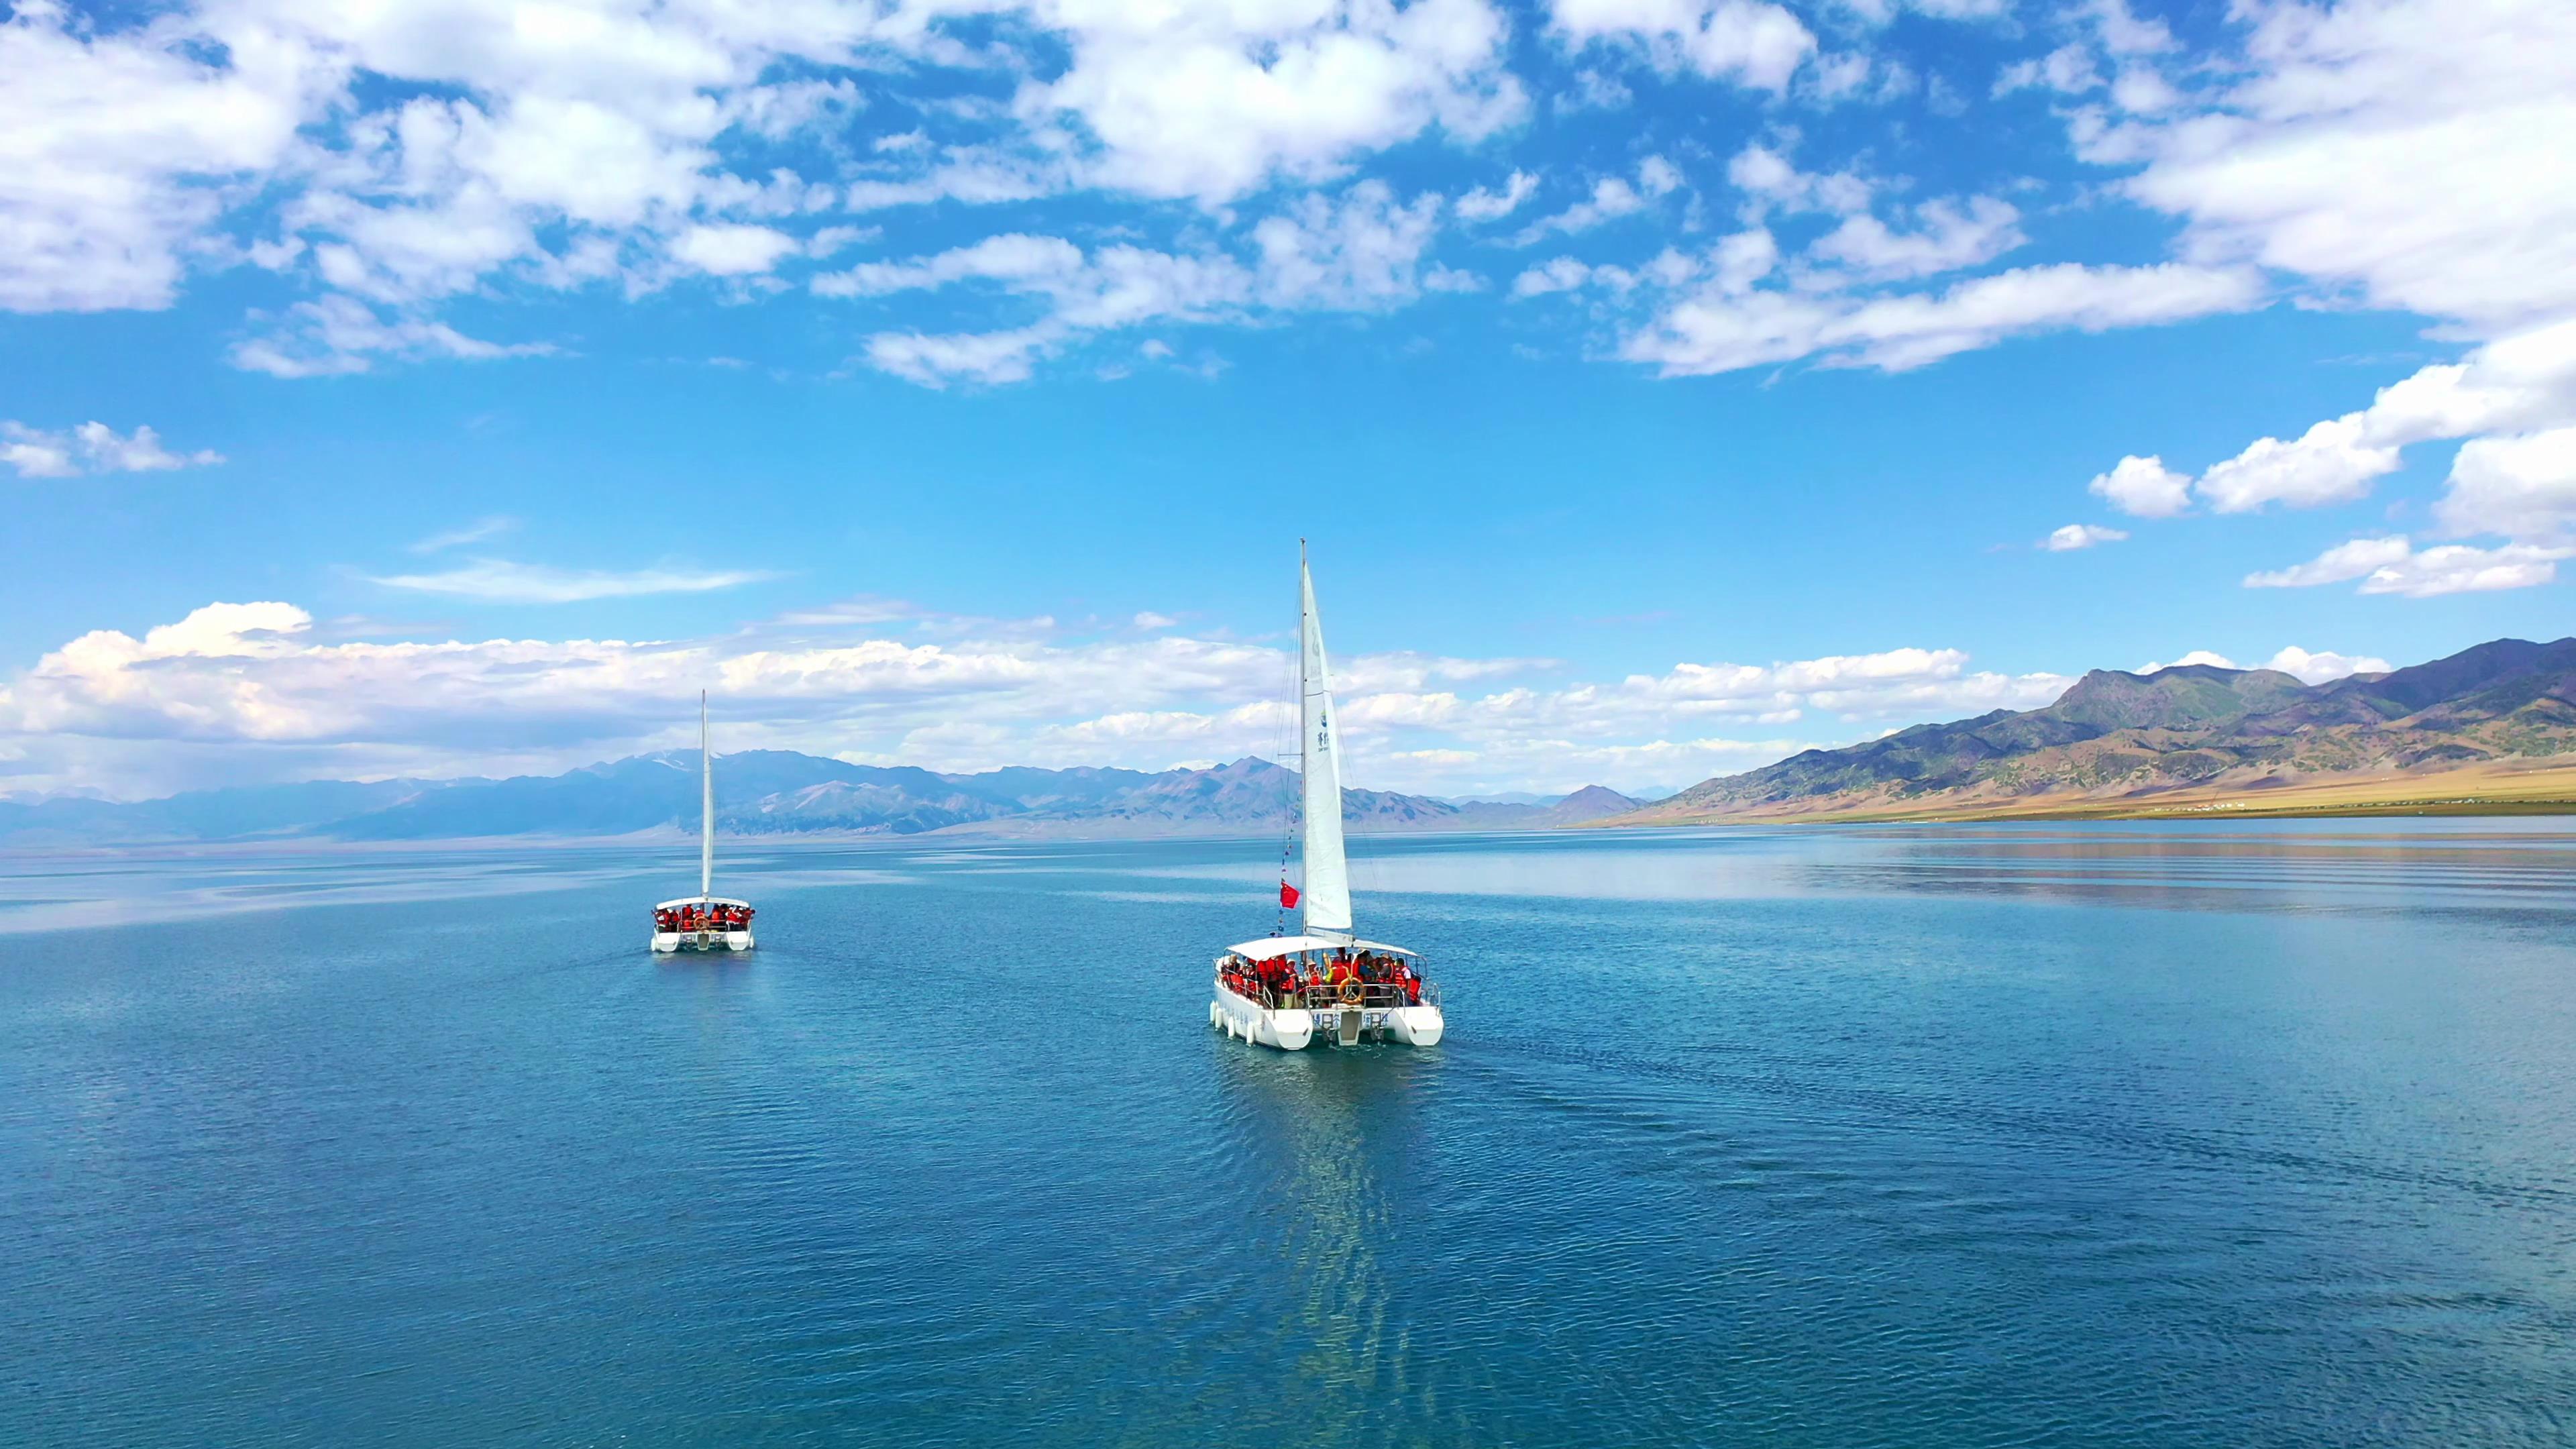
[657, 896, 752, 910]
[1227, 934, 1413, 961]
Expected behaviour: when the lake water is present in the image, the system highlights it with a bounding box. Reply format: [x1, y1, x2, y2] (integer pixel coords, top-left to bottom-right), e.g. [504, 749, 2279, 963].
[3, 823, 2572, 1446]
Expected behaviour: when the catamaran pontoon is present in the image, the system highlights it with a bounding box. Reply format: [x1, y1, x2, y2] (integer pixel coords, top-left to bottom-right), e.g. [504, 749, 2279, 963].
[651, 692, 755, 953]
[1212, 544, 1444, 1050]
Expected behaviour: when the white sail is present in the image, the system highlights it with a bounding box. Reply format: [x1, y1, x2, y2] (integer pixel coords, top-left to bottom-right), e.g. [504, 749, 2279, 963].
[699, 691, 714, 900]
[1298, 545, 1354, 940]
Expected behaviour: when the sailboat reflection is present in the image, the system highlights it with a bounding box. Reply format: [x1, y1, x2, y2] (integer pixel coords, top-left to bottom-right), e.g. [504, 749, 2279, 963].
[1210, 1046, 1442, 1400]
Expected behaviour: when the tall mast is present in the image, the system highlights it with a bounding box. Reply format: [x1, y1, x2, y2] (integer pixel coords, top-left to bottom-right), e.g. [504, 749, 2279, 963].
[1297, 541, 1353, 941]
[700, 690, 713, 900]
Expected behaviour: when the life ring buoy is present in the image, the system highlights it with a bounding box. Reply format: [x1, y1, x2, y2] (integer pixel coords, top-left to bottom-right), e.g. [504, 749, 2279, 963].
[1338, 979, 1364, 1006]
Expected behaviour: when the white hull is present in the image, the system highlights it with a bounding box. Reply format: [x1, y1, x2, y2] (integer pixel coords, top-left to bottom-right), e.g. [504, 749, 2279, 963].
[1212, 981, 1442, 1051]
[652, 930, 754, 953]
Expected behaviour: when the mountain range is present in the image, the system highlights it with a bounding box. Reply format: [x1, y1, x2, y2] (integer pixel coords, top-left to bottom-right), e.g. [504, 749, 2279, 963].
[0, 753, 1644, 847]
[1613, 637, 2576, 824]
[11, 637, 2574, 845]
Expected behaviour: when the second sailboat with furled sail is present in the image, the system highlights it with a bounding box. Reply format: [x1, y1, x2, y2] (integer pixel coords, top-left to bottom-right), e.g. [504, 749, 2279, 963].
[1211, 543, 1444, 1050]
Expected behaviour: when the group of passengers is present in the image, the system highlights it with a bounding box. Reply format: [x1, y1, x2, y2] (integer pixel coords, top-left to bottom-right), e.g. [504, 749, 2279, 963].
[657, 903, 751, 932]
[1220, 949, 1424, 1008]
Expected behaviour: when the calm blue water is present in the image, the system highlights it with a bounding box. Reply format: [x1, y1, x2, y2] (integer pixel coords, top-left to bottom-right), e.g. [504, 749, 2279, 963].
[3, 824, 2573, 1446]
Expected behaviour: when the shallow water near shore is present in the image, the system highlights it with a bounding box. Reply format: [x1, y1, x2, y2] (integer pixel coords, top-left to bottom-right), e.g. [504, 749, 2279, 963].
[4, 822, 2573, 1446]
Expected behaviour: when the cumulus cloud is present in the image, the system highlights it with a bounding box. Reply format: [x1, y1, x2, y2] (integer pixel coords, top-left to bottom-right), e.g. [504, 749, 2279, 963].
[1548, 0, 1818, 92]
[2041, 523, 2127, 551]
[1, 421, 222, 478]
[824, 181, 1450, 385]
[2437, 427, 2576, 541]
[2139, 649, 2238, 672]
[2138, 646, 2391, 684]
[1802, 197, 2024, 282]
[1456, 169, 1540, 222]
[2092, 318, 2576, 554]
[1994, 44, 2102, 99]
[0, 0, 1530, 379]
[2122, 0, 2576, 337]
[0, 1, 319, 313]
[2059, 2, 2576, 551]
[0, 596, 2080, 800]
[2243, 537, 2571, 598]
[2196, 415, 2403, 514]
[1030, 0, 1525, 204]
[2088, 455, 2190, 517]
[2261, 646, 2392, 684]
[1509, 157, 1682, 246]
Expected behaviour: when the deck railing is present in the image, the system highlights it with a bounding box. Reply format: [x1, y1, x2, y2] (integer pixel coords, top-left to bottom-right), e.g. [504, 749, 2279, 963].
[1228, 979, 1440, 1012]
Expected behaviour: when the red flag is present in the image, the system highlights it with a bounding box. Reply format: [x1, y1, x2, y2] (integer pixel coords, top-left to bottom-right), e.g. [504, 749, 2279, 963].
[1279, 881, 1301, 908]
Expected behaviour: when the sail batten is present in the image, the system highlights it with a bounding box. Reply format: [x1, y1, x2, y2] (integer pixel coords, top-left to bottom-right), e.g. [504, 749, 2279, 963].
[1297, 547, 1354, 940]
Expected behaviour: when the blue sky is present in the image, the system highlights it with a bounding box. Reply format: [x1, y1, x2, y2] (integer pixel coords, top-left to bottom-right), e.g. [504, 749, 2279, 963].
[3, 0, 2572, 800]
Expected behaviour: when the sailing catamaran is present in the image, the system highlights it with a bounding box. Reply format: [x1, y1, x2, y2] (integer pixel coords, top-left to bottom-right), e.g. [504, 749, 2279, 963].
[1211, 544, 1444, 1049]
[651, 692, 755, 953]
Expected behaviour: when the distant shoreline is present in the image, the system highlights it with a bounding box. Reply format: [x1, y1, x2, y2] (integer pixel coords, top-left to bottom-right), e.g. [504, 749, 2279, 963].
[1597, 760, 2576, 828]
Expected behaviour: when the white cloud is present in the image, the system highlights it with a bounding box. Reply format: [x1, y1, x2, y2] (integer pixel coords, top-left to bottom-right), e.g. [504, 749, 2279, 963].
[2099, 317, 2576, 540]
[1994, 44, 2102, 98]
[1549, 0, 1818, 93]
[0, 596, 2079, 802]
[2260, 646, 2390, 684]
[231, 295, 555, 378]
[2137, 647, 2390, 683]
[364, 559, 779, 603]
[1254, 182, 1447, 309]
[1510, 156, 1683, 244]
[861, 325, 1063, 390]
[1623, 261, 2262, 376]
[2089, 0, 2176, 56]
[1803, 196, 2023, 282]
[0, 1, 319, 313]
[1725, 142, 1872, 217]
[2243, 536, 2571, 598]
[825, 182, 1446, 386]
[817, 233, 1089, 299]
[2436, 427, 2576, 541]
[2239, 536, 2414, 590]
[2041, 523, 2127, 551]
[669, 223, 800, 277]
[1, 421, 222, 478]
[2141, 649, 2238, 672]
[2122, 0, 2576, 336]
[1132, 611, 1177, 629]
[2196, 415, 2402, 514]
[1511, 256, 1595, 299]
[1, 0, 1528, 380]
[2088, 454, 2190, 518]
[1456, 170, 1540, 222]
[1030, 0, 1525, 204]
